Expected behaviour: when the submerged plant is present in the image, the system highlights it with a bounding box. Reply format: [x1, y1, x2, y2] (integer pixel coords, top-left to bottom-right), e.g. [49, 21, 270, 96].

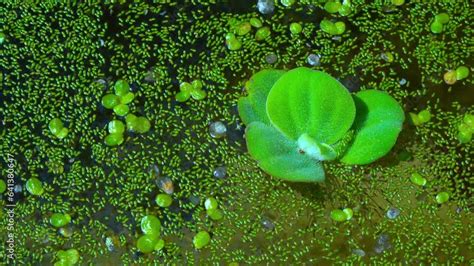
[238, 67, 404, 182]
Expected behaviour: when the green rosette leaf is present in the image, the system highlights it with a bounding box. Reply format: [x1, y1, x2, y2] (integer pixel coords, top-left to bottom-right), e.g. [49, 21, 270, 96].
[245, 122, 325, 182]
[341, 90, 405, 165]
[237, 69, 286, 125]
[266, 67, 355, 145]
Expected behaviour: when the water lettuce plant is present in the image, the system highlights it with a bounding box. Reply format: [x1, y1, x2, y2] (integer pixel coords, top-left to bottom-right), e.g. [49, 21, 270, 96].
[238, 67, 404, 182]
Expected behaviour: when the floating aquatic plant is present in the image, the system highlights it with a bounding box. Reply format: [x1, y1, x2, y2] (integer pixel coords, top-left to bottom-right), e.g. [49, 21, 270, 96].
[50, 213, 71, 228]
[193, 231, 211, 249]
[48, 118, 69, 139]
[54, 249, 79, 266]
[136, 215, 164, 253]
[238, 67, 404, 182]
[155, 193, 173, 207]
[175, 80, 207, 102]
[25, 177, 44, 196]
[101, 79, 134, 116]
[320, 19, 346, 35]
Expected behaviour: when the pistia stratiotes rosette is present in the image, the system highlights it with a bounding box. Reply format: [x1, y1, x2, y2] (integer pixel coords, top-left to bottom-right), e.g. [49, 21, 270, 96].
[238, 67, 405, 182]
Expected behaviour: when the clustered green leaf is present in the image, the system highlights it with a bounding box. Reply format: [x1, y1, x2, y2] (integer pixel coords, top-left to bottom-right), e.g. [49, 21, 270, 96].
[175, 80, 207, 102]
[136, 215, 165, 253]
[409, 109, 431, 126]
[457, 114, 473, 143]
[54, 249, 79, 266]
[48, 118, 69, 139]
[101, 80, 151, 146]
[430, 12, 450, 34]
[205, 197, 224, 221]
[320, 19, 346, 35]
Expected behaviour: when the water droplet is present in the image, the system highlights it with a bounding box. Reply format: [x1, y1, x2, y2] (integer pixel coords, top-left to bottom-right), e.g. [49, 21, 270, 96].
[156, 177, 174, 194]
[14, 184, 22, 193]
[261, 217, 275, 230]
[209, 121, 227, 138]
[213, 166, 227, 179]
[265, 53, 277, 64]
[105, 237, 116, 252]
[352, 249, 366, 257]
[374, 234, 392, 253]
[386, 207, 400, 219]
[307, 54, 320, 66]
[257, 0, 275, 15]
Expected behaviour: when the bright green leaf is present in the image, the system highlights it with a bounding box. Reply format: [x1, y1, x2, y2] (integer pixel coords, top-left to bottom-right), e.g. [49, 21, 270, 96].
[245, 122, 325, 182]
[341, 90, 404, 165]
[237, 69, 286, 125]
[266, 67, 355, 144]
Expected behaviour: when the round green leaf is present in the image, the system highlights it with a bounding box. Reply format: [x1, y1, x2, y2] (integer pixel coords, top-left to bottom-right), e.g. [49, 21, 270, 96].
[50, 213, 71, 228]
[245, 122, 325, 182]
[266, 67, 355, 144]
[341, 90, 404, 165]
[193, 231, 211, 249]
[137, 235, 158, 253]
[26, 177, 44, 196]
[49, 118, 64, 135]
[101, 94, 120, 109]
[114, 79, 130, 96]
[141, 215, 161, 237]
[237, 69, 286, 125]
[108, 120, 125, 134]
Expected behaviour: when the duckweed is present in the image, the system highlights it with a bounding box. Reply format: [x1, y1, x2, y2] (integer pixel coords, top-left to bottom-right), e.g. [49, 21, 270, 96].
[154, 239, 165, 251]
[114, 80, 130, 97]
[25, 177, 44, 196]
[137, 235, 158, 253]
[330, 209, 347, 222]
[141, 215, 161, 237]
[48, 118, 69, 139]
[290, 22, 302, 35]
[436, 192, 450, 204]
[108, 120, 125, 134]
[324, 1, 342, 14]
[250, 18, 262, 28]
[155, 193, 173, 207]
[410, 172, 427, 186]
[343, 208, 353, 220]
[281, 0, 295, 6]
[55, 249, 79, 266]
[455, 66, 469, 80]
[104, 133, 124, 146]
[205, 197, 218, 210]
[255, 26, 271, 41]
[50, 213, 71, 228]
[443, 70, 457, 85]
[101, 94, 121, 109]
[113, 104, 129, 116]
[134, 117, 151, 133]
[236, 22, 251, 36]
[193, 231, 211, 249]
[207, 208, 224, 220]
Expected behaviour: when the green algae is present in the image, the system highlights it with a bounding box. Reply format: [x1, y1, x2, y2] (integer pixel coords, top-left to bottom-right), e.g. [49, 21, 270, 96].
[0, 1, 472, 265]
